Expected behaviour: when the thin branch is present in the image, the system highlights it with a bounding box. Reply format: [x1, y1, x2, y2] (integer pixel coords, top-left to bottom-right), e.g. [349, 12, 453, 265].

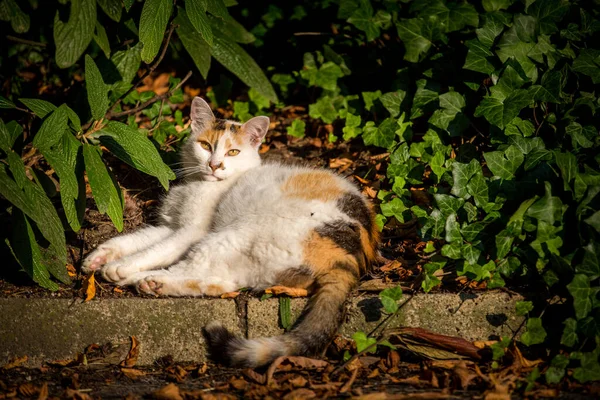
[106, 70, 192, 119]
[106, 22, 178, 115]
[7, 35, 47, 47]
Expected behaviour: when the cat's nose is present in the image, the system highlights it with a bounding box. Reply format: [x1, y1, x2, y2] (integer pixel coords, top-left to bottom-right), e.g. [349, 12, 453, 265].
[209, 162, 224, 172]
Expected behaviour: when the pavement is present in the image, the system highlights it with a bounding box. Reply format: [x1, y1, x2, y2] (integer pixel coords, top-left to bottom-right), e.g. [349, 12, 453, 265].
[0, 291, 523, 366]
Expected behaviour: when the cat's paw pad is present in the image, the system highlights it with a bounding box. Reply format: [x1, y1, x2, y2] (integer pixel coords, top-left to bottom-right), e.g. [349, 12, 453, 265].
[101, 260, 138, 283]
[82, 245, 122, 273]
[137, 277, 163, 295]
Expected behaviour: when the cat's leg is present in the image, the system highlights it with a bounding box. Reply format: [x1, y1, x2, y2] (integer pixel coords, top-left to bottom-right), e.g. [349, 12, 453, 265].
[124, 230, 251, 296]
[101, 227, 207, 283]
[82, 225, 173, 273]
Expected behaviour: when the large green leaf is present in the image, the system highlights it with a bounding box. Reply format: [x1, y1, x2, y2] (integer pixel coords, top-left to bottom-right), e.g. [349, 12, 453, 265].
[475, 89, 533, 129]
[139, 0, 173, 63]
[176, 7, 211, 79]
[1, 0, 29, 33]
[567, 274, 594, 319]
[208, 13, 255, 44]
[85, 55, 110, 121]
[54, 0, 96, 68]
[111, 43, 143, 83]
[32, 105, 69, 151]
[186, 0, 213, 46]
[83, 144, 124, 231]
[572, 49, 600, 84]
[19, 98, 56, 118]
[362, 118, 396, 149]
[98, 121, 175, 189]
[10, 210, 59, 291]
[96, 0, 122, 22]
[396, 18, 434, 63]
[463, 39, 495, 74]
[211, 30, 278, 102]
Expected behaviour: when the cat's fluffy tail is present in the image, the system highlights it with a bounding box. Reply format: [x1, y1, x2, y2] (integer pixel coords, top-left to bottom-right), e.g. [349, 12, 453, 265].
[203, 268, 357, 367]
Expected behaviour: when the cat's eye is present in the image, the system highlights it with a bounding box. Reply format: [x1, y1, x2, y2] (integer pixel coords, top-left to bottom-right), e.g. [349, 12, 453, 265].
[199, 141, 211, 151]
[227, 149, 240, 156]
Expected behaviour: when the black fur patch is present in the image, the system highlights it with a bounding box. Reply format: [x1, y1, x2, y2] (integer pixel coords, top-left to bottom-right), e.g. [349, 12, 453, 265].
[315, 220, 362, 256]
[202, 322, 238, 366]
[337, 193, 372, 234]
[229, 123, 241, 133]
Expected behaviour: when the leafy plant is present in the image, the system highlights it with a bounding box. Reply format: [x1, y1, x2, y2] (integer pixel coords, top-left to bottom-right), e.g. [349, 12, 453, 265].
[0, 0, 275, 287]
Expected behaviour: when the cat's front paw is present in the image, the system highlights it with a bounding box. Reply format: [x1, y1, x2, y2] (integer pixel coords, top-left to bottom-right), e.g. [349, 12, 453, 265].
[102, 260, 139, 283]
[82, 244, 122, 274]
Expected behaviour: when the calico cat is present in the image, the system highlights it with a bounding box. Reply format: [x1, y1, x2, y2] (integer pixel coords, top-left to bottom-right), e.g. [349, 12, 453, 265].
[82, 97, 379, 367]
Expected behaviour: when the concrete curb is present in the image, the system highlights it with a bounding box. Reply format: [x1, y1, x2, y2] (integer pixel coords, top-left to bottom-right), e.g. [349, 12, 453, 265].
[0, 291, 523, 367]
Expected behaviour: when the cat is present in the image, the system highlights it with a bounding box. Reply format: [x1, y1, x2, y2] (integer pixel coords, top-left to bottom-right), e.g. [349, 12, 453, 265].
[82, 97, 379, 367]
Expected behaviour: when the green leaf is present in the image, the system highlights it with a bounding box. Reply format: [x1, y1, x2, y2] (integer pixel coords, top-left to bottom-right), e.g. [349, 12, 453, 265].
[573, 346, 600, 383]
[554, 151, 577, 191]
[10, 210, 59, 291]
[475, 89, 533, 129]
[396, 18, 434, 63]
[309, 96, 338, 124]
[451, 159, 480, 198]
[176, 7, 211, 79]
[566, 122, 596, 150]
[97, 0, 121, 22]
[546, 355, 568, 384]
[19, 98, 56, 118]
[286, 120, 306, 138]
[528, 71, 561, 103]
[482, 0, 511, 12]
[560, 318, 579, 347]
[279, 297, 293, 331]
[516, 301, 534, 316]
[93, 21, 111, 58]
[85, 55, 110, 121]
[434, 194, 464, 217]
[362, 90, 382, 111]
[111, 42, 143, 83]
[352, 331, 377, 353]
[0, 119, 14, 152]
[0, 95, 16, 109]
[380, 197, 408, 223]
[467, 174, 488, 207]
[520, 317, 547, 345]
[98, 121, 175, 189]
[483, 145, 524, 179]
[54, 0, 96, 68]
[0, 166, 68, 283]
[567, 274, 594, 320]
[526, 182, 563, 225]
[342, 113, 362, 140]
[2, 0, 30, 33]
[186, 0, 214, 46]
[379, 286, 403, 313]
[362, 118, 396, 149]
[446, 2, 478, 32]
[572, 49, 600, 84]
[32, 105, 69, 151]
[206, 0, 228, 19]
[83, 144, 124, 231]
[347, 0, 380, 41]
[505, 117, 534, 137]
[577, 242, 600, 280]
[496, 27, 537, 81]
[463, 39, 495, 74]
[528, 0, 570, 35]
[445, 214, 461, 243]
[209, 13, 255, 44]
[584, 211, 600, 233]
[496, 230, 514, 259]
[211, 30, 278, 103]
[139, 0, 173, 63]
[380, 91, 406, 118]
[477, 11, 509, 47]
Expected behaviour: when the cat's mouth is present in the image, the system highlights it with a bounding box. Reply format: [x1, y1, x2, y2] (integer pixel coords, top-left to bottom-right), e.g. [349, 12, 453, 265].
[204, 174, 223, 182]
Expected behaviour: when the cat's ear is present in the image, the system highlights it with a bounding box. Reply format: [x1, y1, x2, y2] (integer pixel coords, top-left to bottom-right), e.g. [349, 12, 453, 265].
[242, 116, 270, 147]
[190, 97, 215, 133]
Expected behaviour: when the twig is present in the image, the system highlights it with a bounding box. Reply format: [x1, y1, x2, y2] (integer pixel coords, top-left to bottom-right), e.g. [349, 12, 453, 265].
[106, 22, 178, 116]
[106, 70, 192, 119]
[7, 35, 47, 47]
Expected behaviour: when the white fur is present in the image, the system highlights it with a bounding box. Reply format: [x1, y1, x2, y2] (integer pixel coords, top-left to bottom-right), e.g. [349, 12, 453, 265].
[82, 97, 360, 296]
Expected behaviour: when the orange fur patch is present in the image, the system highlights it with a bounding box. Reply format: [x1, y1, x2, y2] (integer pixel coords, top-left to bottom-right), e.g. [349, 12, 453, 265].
[205, 284, 225, 296]
[281, 172, 343, 202]
[302, 231, 358, 277]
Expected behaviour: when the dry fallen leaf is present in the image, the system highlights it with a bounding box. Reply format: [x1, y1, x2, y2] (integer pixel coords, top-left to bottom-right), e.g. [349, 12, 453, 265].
[229, 377, 248, 390]
[264, 286, 308, 297]
[82, 272, 96, 302]
[66, 264, 77, 277]
[288, 375, 308, 388]
[152, 383, 183, 400]
[120, 336, 140, 368]
[283, 388, 317, 400]
[266, 356, 329, 385]
[121, 368, 146, 379]
[38, 382, 49, 400]
[363, 186, 377, 199]
[64, 388, 93, 400]
[2, 355, 28, 369]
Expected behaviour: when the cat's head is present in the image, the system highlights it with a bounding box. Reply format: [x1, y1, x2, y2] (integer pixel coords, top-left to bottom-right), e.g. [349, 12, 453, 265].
[181, 97, 269, 181]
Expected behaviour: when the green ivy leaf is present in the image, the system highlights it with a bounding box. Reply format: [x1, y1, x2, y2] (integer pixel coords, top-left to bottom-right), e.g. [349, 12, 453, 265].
[396, 18, 434, 63]
[363, 118, 396, 149]
[526, 182, 563, 225]
[380, 91, 406, 118]
[83, 144, 124, 232]
[286, 120, 306, 138]
[380, 197, 408, 223]
[572, 49, 600, 84]
[451, 159, 480, 198]
[560, 318, 579, 347]
[475, 89, 533, 129]
[54, 0, 96, 68]
[520, 317, 547, 345]
[309, 96, 338, 124]
[352, 331, 377, 353]
[483, 145, 525, 179]
[528, 0, 570, 35]
[567, 274, 594, 320]
[434, 194, 465, 217]
[516, 301, 534, 316]
[139, 0, 172, 63]
[463, 39, 495, 74]
[379, 286, 403, 313]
